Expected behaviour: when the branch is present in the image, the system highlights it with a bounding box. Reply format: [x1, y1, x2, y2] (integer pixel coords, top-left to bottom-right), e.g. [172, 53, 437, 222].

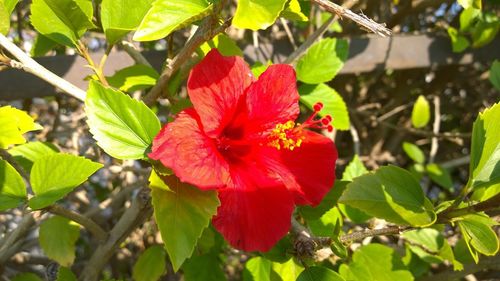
[0, 33, 86, 101]
[311, 0, 392, 37]
[142, 16, 232, 106]
[340, 226, 409, 244]
[438, 193, 500, 222]
[79, 187, 153, 281]
[118, 41, 152, 67]
[44, 205, 107, 241]
[0, 213, 36, 264]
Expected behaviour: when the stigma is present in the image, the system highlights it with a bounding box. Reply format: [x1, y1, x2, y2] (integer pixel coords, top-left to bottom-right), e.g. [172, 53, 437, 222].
[268, 102, 333, 151]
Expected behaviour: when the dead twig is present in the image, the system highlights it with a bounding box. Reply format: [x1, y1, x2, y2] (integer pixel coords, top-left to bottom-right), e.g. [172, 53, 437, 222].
[311, 0, 392, 37]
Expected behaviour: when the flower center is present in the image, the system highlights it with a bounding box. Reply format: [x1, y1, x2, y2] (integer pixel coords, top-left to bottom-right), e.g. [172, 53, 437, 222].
[268, 102, 333, 151]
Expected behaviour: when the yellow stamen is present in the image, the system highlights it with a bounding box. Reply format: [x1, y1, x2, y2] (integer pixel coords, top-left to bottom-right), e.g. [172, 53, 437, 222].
[268, 121, 305, 151]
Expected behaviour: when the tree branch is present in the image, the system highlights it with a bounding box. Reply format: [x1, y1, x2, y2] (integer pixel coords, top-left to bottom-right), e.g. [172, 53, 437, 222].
[0, 212, 36, 264]
[79, 187, 153, 281]
[340, 226, 409, 244]
[142, 16, 232, 106]
[311, 0, 392, 37]
[0, 33, 86, 101]
[44, 205, 107, 241]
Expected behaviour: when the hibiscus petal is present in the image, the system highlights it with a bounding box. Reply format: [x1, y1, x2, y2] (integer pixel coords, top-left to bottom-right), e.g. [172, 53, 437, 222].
[245, 64, 300, 134]
[148, 109, 230, 190]
[212, 165, 295, 252]
[187, 49, 254, 137]
[280, 130, 337, 206]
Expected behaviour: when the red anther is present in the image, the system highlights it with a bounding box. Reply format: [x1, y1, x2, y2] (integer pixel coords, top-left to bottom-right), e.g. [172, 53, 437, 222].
[324, 115, 332, 122]
[313, 102, 324, 112]
[321, 118, 330, 125]
[327, 125, 334, 132]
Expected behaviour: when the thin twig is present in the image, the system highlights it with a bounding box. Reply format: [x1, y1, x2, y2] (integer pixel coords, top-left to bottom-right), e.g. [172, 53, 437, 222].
[118, 41, 152, 67]
[311, 0, 392, 37]
[79, 187, 153, 281]
[0, 212, 36, 263]
[284, 0, 356, 64]
[142, 16, 232, 106]
[0, 33, 86, 101]
[349, 125, 361, 155]
[429, 96, 441, 163]
[44, 205, 107, 241]
[280, 18, 297, 49]
[340, 226, 409, 244]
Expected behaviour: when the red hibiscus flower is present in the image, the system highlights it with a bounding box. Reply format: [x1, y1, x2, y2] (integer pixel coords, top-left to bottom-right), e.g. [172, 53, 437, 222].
[149, 49, 337, 252]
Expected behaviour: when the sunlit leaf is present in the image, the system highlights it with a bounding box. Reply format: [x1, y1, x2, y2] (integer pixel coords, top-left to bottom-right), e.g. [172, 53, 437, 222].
[339, 244, 413, 281]
[233, 0, 288, 30]
[134, 0, 212, 41]
[411, 95, 430, 128]
[39, 216, 80, 266]
[0, 159, 26, 211]
[85, 80, 161, 160]
[29, 153, 102, 209]
[150, 171, 219, 271]
[101, 0, 155, 44]
[339, 166, 436, 226]
[132, 245, 167, 281]
[299, 83, 350, 130]
[296, 38, 349, 84]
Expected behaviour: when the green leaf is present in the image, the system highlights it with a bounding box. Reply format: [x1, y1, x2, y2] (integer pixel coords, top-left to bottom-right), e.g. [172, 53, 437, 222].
[134, 0, 212, 41]
[243, 256, 272, 281]
[251, 61, 271, 78]
[85, 80, 161, 160]
[107, 65, 160, 92]
[489, 60, 500, 91]
[295, 38, 349, 84]
[8, 141, 59, 172]
[183, 254, 227, 281]
[471, 19, 500, 48]
[308, 207, 342, 237]
[150, 172, 220, 271]
[299, 181, 347, 220]
[402, 228, 462, 270]
[342, 155, 368, 181]
[0, 106, 42, 149]
[271, 258, 304, 281]
[448, 27, 470, 53]
[233, 0, 288, 30]
[426, 163, 453, 190]
[458, 0, 482, 9]
[297, 266, 344, 281]
[0, 159, 26, 211]
[458, 214, 499, 262]
[12, 273, 43, 281]
[402, 248, 431, 278]
[469, 102, 500, 188]
[339, 244, 413, 281]
[0, 2, 9, 35]
[199, 34, 243, 57]
[30, 34, 59, 57]
[402, 142, 425, 164]
[29, 153, 102, 209]
[299, 83, 350, 130]
[471, 182, 500, 201]
[262, 235, 293, 263]
[39, 216, 80, 266]
[132, 245, 167, 281]
[339, 166, 436, 226]
[280, 0, 308, 22]
[3, 0, 18, 12]
[30, 0, 95, 47]
[101, 0, 155, 44]
[460, 7, 481, 32]
[56, 267, 77, 281]
[411, 95, 430, 128]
